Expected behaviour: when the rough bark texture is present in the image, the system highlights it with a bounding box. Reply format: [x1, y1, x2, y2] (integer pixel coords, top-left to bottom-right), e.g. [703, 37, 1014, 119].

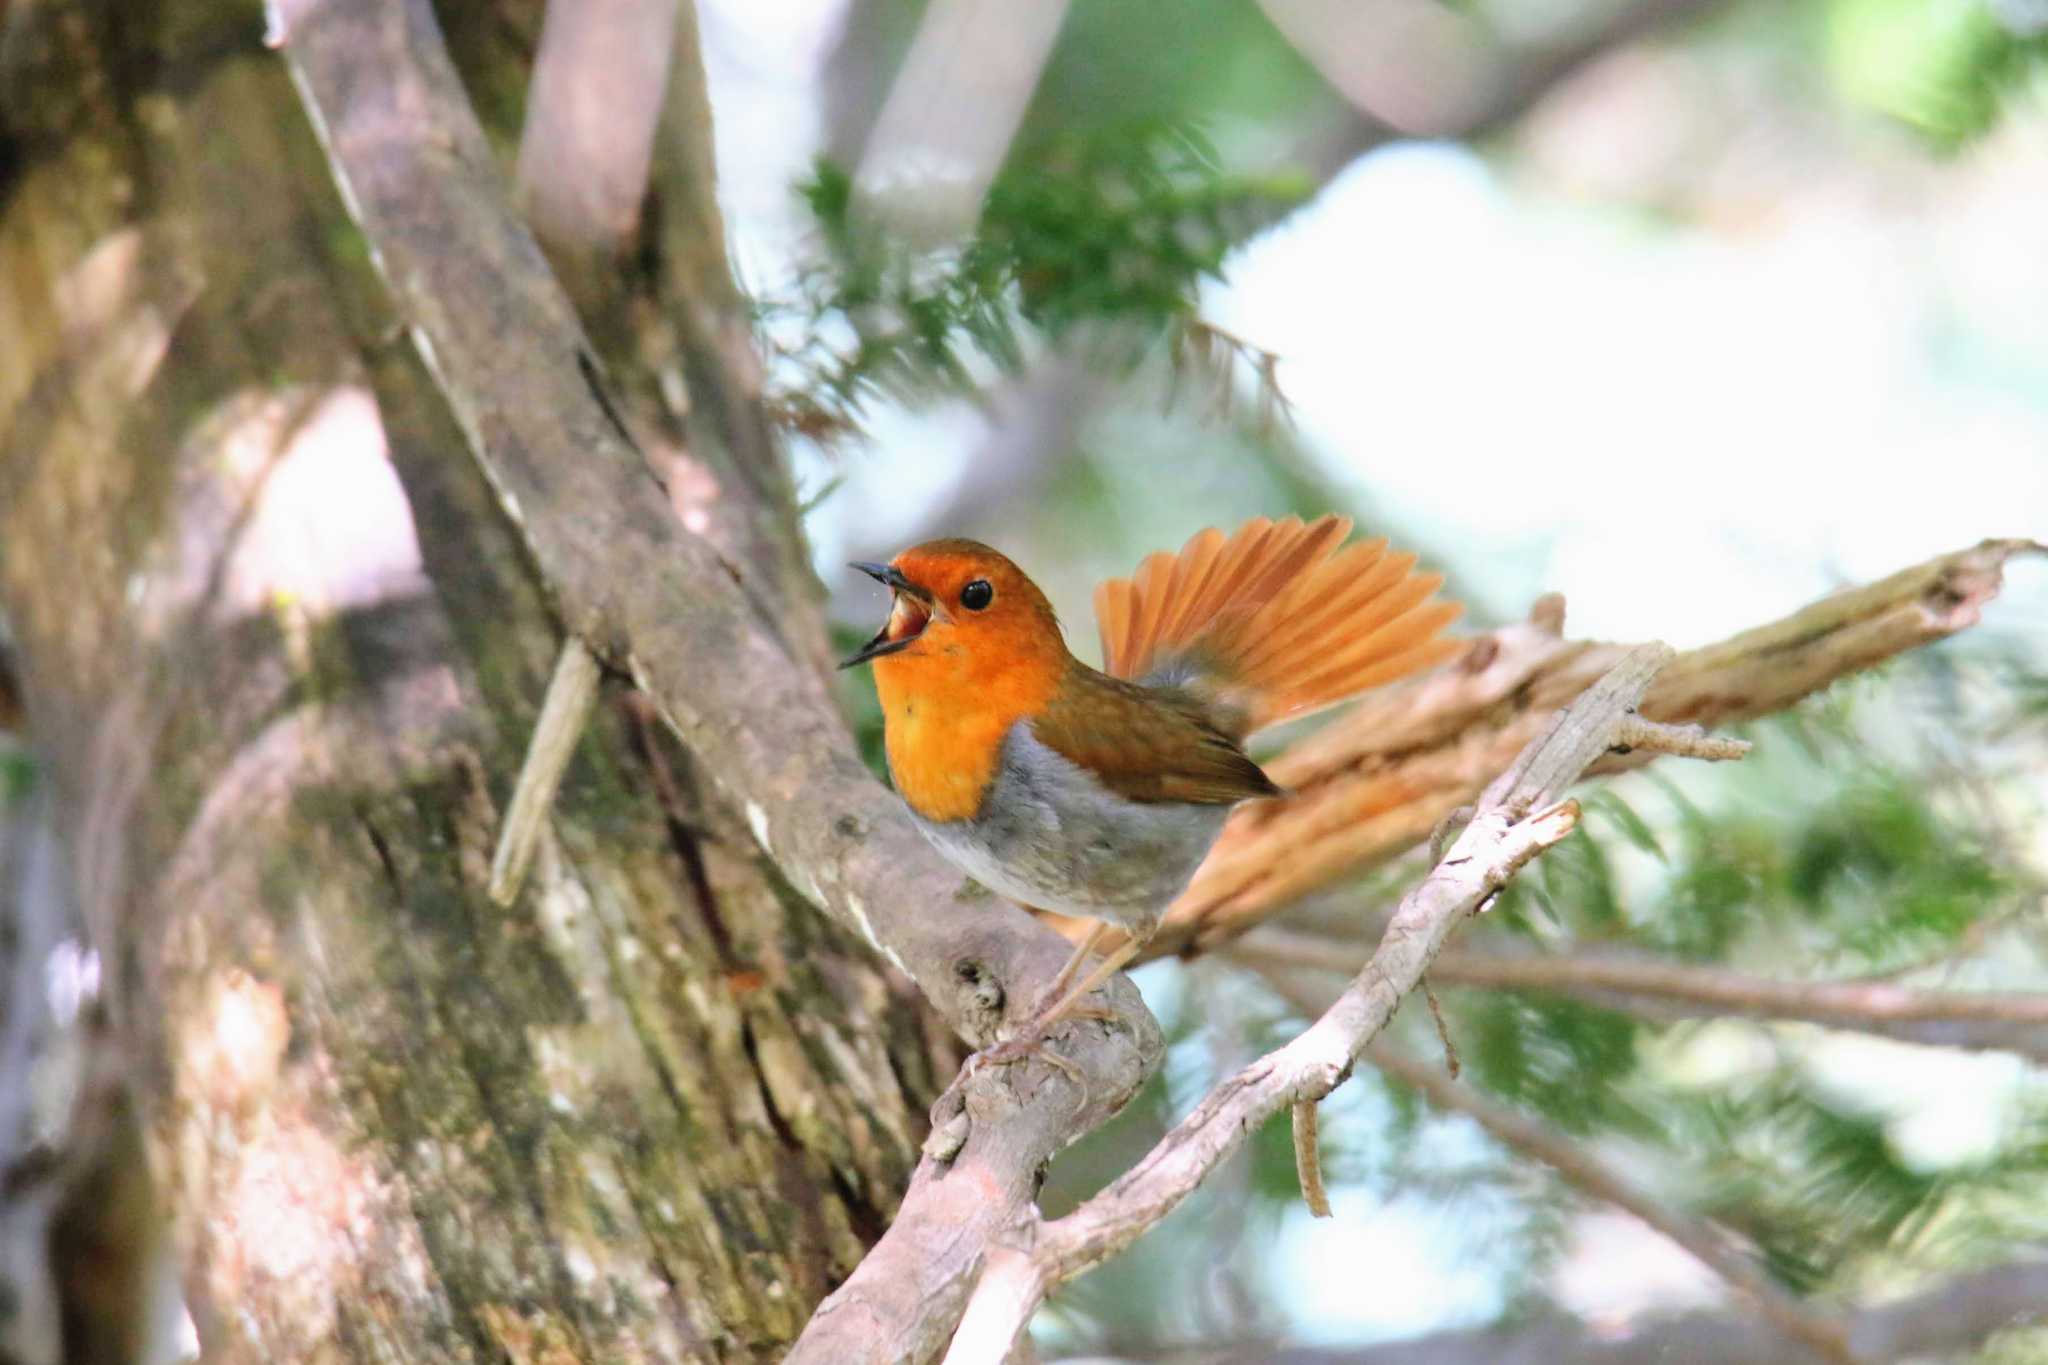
[0, 3, 941, 1360]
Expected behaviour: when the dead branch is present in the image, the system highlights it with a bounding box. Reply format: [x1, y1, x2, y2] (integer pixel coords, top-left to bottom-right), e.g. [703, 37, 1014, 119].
[486, 636, 601, 905]
[1129, 538, 2039, 960]
[1290, 1099, 1331, 1218]
[1235, 930, 2048, 1064]
[928, 645, 1751, 1360]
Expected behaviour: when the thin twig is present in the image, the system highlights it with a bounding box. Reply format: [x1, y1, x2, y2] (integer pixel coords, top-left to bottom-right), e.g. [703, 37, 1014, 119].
[1080, 1257, 2048, 1364]
[487, 637, 602, 905]
[1421, 977, 1460, 1077]
[1291, 1100, 1331, 1218]
[1611, 714, 1752, 761]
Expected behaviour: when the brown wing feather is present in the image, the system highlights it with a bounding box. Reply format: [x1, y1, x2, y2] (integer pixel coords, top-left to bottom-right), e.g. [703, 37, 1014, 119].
[1092, 514, 1463, 737]
[1031, 668, 1280, 806]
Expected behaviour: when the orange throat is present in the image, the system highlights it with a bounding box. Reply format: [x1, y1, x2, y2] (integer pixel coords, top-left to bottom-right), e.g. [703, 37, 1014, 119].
[872, 637, 1063, 825]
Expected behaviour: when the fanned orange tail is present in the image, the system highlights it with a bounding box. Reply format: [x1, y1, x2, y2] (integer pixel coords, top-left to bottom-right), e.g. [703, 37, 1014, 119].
[1093, 515, 1463, 736]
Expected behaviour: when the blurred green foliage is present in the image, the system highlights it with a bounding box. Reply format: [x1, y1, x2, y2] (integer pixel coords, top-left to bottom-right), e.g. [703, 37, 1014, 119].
[769, 122, 1307, 442]
[1828, 0, 2048, 149]
[1, 749, 30, 805]
[1439, 648, 2048, 1304]
[1683, 1072, 2048, 1289]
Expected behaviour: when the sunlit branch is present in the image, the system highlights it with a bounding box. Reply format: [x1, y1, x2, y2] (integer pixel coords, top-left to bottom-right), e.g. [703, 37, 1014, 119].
[941, 645, 1754, 1358]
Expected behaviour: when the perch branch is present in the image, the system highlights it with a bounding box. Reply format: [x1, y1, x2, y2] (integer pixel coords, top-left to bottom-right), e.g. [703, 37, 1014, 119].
[938, 645, 1751, 1358]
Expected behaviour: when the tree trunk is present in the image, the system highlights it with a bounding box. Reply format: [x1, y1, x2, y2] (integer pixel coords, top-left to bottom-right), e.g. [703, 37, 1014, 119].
[0, 4, 941, 1361]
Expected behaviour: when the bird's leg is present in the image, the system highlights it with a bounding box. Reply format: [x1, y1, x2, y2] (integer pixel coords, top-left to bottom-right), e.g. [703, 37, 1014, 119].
[1038, 921, 1111, 1011]
[953, 925, 1148, 1117]
[1032, 928, 1150, 1030]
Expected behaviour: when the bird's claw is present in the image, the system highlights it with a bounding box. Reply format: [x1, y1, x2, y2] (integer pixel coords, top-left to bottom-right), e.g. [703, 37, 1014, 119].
[951, 1002, 1109, 1114]
[975, 1033, 1091, 1113]
[928, 989, 1121, 1147]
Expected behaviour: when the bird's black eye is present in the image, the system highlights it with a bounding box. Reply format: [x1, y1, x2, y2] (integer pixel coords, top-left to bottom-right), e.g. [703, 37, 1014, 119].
[960, 579, 994, 611]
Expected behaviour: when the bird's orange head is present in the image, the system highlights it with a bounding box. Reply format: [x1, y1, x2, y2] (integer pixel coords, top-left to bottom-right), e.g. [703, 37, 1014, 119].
[842, 539, 1071, 821]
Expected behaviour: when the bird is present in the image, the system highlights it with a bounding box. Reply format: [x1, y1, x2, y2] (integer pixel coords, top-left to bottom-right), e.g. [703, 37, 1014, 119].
[841, 515, 1462, 1032]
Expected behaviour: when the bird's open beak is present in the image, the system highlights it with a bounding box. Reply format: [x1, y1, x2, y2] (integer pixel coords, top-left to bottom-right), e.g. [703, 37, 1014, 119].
[840, 562, 934, 669]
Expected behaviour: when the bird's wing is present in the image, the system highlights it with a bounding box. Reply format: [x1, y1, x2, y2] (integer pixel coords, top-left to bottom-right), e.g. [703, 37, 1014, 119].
[1029, 669, 1281, 806]
[1092, 514, 1463, 738]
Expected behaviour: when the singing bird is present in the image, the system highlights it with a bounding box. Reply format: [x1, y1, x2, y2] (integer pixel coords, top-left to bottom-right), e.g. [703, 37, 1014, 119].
[842, 515, 1462, 1028]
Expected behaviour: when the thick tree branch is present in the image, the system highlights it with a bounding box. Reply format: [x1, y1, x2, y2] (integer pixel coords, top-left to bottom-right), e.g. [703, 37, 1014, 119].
[515, 0, 678, 250]
[269, 15, 1163, 1361]
[931, 646, 1752, 1359]
[266, 0, 1129, 1052]
[1235, 931, 2048, 1064]
[1137, 539, 2039, 959]
[1260, 0, 1725, 138]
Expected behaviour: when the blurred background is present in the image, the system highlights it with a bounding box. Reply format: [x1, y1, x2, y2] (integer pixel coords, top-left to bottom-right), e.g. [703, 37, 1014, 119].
[696, 0, 2048, 1357]
[3, 0, 2046, 1360]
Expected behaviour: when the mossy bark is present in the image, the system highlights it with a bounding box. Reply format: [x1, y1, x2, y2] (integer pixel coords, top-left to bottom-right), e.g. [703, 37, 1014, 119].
[0, 3, 941, 1361]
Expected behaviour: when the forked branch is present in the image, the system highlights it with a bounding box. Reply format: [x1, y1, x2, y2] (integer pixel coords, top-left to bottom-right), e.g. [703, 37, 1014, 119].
[938, 645, 1755, 1360]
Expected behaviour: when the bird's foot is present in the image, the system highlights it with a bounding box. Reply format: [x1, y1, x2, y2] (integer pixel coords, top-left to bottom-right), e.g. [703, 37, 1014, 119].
[945, 999, 1118, 1114]
[932, 939, 1147, 1127]
[933, 1033, 1087, 1119]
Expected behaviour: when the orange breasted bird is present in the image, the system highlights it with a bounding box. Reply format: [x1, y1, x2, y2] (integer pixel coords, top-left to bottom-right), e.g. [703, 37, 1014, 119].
[842, 515, 1462, 1027]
